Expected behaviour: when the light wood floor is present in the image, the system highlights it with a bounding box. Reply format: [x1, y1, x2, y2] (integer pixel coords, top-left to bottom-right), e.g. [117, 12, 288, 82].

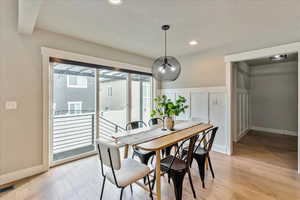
[1, 137, 300, 200]
[234, 130, 298, 170]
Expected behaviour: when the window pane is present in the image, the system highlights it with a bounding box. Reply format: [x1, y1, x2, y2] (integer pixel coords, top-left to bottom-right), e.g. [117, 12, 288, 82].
[99, 70, 128, 128]
[131, 74, 152, 123]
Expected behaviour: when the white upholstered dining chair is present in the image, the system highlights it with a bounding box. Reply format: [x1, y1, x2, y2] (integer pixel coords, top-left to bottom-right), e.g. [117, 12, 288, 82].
[96, 140, 153, 200]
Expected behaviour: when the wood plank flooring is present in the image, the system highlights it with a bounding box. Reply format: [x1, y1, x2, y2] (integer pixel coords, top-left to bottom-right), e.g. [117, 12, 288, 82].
[1, 132, 300, 200]
[234, 130, 298, 170]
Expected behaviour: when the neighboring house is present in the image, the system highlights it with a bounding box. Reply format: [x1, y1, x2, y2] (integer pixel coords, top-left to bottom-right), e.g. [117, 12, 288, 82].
[53, 66, 152, 127]
[53, 72, 96, 115]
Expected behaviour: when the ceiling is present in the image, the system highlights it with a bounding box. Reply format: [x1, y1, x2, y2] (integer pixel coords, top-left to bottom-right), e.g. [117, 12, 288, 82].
[245, 53, 298, 66]
[35, 0, 300, 58]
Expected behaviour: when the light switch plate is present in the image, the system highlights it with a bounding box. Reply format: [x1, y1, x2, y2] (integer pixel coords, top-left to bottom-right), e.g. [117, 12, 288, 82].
[5, 101, 17, 110]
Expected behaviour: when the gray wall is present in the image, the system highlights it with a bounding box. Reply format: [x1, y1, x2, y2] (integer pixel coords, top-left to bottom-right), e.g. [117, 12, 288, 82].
[162, 50, 226, 89]
[0, 0, 153, 176]
[250, 61, 298, 133]
[53, 74, 96, 115]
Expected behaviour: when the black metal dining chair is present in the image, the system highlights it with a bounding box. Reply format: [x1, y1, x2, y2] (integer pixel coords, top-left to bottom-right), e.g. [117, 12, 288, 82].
[127, 121, 156, 166]
[148, 118, 178, 157]
[148, 117, 163, 127]
[182, 127, 218, 188]
[152, 135, 198, 200]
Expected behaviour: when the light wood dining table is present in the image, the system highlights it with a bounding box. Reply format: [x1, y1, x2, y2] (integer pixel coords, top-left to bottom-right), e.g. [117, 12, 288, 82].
[121, 121, 213, 200]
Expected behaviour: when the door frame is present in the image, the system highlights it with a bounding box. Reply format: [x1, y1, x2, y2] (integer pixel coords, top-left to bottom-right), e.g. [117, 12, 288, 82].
[41, 47, 153, 169]
[224, 42, 300, 173]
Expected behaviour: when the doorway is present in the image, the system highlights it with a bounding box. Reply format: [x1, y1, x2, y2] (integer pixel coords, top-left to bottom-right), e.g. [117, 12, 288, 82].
[225, 42, 300, 173]
[232, 55, 298, 170]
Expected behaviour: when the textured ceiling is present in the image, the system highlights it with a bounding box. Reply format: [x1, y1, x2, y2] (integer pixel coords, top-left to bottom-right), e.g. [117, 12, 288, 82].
[37, 0, 300, 58]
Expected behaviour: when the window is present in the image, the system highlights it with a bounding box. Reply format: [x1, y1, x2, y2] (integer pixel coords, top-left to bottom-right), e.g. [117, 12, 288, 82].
[67, 75, 87, 88]
[68, 101, 82, 114]
[107, 87, 112, 97]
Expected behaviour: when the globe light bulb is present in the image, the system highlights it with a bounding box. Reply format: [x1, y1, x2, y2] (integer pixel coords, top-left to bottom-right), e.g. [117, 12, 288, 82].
[158, 66, 166, 73]
[170, 66, 176, 72]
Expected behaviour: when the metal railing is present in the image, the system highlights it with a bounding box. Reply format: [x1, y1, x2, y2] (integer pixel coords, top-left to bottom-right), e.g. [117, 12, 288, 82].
[53, 113, 95, 154]
[53, 113, 125, 155]
[99, 115, 126, 138]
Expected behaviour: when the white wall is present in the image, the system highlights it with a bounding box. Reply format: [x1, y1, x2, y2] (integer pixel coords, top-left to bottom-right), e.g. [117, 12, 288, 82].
[160, 87, 228, 154]
[0, 0, 153, 182]
[162, 50, 227, 89]
[250, 61, 298, 135]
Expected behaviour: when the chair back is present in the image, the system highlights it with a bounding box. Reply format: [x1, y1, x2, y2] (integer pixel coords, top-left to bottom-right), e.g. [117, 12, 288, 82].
[148, 118, 163, 127]
[203, 127, 218, 152]
[185, 136, 198, 167]
[167, 135, 198, 171]
[97, 140, 121, 170]
[126, 121, 147, 130]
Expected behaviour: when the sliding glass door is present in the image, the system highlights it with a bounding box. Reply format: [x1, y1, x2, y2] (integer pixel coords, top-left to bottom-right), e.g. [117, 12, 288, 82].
[50, 59, 153, 165]
[52, 63, 96, 163]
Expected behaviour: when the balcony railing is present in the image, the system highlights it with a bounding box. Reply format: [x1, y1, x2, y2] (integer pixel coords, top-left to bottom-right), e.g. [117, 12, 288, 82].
[53, 113, 95, 154]
[53, 112, 125, 161]
[99, 115, 126, 138]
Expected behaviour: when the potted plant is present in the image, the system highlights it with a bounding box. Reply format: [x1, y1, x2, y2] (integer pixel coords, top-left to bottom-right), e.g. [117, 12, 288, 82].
[151, 95, 188, 130]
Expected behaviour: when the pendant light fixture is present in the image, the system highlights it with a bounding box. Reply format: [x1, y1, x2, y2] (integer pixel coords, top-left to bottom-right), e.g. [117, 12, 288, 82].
[152, 25, 181, 81]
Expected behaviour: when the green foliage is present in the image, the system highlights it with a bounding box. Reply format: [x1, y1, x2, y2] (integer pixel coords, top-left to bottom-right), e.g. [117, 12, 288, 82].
[151, 95, 188, 118]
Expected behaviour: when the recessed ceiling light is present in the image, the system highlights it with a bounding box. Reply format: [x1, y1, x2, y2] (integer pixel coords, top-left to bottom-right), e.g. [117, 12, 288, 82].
[108, 0, 122, 5]
[189, 40, 198, 46]
[270, 54, 288, 61]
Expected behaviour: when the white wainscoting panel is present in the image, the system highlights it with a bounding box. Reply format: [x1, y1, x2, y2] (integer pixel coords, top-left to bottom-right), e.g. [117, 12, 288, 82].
[235, 89, 250, 141]
[190, 92, 209, 122]
[160, 87, 227, 154]
[209, 92, 227, 153]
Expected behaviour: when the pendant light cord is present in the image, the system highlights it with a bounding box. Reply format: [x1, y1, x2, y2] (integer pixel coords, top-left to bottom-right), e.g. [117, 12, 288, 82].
[164, 29, 167, 58]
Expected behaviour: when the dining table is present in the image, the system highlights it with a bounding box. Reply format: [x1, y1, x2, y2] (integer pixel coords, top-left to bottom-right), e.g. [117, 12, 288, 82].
[100, 120, 213, 200]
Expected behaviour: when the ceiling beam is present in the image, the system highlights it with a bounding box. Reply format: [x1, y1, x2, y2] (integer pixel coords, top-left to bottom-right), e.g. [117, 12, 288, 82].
[18, 0, 44, 34]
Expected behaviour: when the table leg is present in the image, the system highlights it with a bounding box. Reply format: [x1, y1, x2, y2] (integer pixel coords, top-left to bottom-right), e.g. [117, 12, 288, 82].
[155, 150, 161, 200]
[124, 144, 129, 159]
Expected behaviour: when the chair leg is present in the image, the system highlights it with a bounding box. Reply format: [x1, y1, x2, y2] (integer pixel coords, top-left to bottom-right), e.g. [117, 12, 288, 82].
[120, 188, 124, 200]
[151, 171, 156, 190]
[195, 156, 206, 188]
[170, 173, 185, 200]
[207, 154, 215, 178]
[100, 176, 106, 200]
[187, 169, 196, 198]
[147, 175, 153, 200]
[130, 184, 133, 194]
[150, 155, 154, 164]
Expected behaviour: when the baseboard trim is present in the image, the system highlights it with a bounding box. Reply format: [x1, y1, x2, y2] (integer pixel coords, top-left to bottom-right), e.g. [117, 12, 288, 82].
[212, 144, 227, 154]
[235, 129, 250, 142]
[0, 164, 48, 186]
[251, 126, 297, 136]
